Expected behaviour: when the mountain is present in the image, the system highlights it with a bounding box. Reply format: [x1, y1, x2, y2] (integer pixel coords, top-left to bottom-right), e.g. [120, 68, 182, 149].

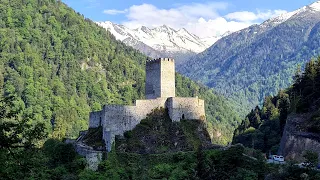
[0, 0, 240, 145]
[96, 21, 226, 64]
[178, 1, 320, 112]
[233, 58, 320, 162]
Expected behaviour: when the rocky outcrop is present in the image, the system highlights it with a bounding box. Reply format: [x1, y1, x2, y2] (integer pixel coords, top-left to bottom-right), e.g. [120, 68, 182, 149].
[279, 113, 320, 162]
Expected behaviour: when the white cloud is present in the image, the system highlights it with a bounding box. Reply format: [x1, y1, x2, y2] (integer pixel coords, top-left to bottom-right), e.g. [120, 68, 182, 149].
[103, 2, 288, 38]
[103, 9, 128, 15]
[225, 11, 259, 22]
[225, 10, 287, 22]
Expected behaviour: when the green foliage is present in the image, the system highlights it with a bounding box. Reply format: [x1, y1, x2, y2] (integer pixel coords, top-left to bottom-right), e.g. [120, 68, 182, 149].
[233, 92, 289, 152]
[267, 162, 320, 180]
[0, 0, 147, 140]
[116, 108, 212, 154]
[45, 140, 77, 165]
[82, 127, 105, 149]
[0, 0, 240, 145]
[234, 57, 320, 152]
[178, 15, 320, 115]
[176, 74, 241, 145]
[0, 95, 49, 179]
[95, 144, 268, 180]
[303, 150, 319, 169]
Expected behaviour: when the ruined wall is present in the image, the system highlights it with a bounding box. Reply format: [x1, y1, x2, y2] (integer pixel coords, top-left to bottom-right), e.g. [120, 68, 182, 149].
[89, 58, 205, 152]
[98, 97, 206, 152]
[102, 98, 168, 151]
[135, 98, 168, 117]
[75, 143, 104, 171]
[102, 105, 139, 151]
[89, 111, 102, 128]
[160, 58, 175, 98]
[167, 97, 205, 122]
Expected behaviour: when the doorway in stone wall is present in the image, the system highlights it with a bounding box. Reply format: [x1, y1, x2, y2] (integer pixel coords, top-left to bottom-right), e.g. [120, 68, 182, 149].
[182, 114, 185, 120]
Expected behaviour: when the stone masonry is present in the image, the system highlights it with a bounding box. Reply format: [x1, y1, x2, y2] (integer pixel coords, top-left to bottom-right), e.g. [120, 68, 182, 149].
[89, 58, 206, 152]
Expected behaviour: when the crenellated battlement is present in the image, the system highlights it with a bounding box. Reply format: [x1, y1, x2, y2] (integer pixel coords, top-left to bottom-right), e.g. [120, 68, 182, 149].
[146, 58, 174, 64]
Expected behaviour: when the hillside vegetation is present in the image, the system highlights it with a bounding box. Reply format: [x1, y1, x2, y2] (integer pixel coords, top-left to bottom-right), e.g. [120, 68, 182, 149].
[178, 7, 320, 112]
[116, 108, 213, 154]
[0, 0, 239, 144]
[233, 57, 320, 153]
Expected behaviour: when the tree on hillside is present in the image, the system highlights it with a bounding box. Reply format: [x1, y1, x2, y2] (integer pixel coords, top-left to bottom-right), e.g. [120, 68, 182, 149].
[303, 150, 319, 169]
[0, 96, 47, 152]
[0, 95, 47, 179]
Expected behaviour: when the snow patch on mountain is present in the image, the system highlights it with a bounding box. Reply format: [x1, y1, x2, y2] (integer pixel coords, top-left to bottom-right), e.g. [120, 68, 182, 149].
[262, 1, 320, 27]
[96, 21, 225, 54]
[309, 1, 320, 11]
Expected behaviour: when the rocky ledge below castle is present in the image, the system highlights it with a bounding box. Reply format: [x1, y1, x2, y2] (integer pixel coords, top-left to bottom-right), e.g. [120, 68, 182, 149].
[115, 108, 213, 154]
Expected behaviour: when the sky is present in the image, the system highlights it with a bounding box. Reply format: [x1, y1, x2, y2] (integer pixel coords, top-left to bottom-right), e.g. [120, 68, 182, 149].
[62, 0, 317, 38]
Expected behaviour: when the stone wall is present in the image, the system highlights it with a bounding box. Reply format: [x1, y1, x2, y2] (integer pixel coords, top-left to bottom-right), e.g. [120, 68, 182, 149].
[101, 98, 168, 151]
[160, 58, 175, 98]
[87, 58, 205, 152]
[145, 59, 161, 99]
[102, 105, 139, 151]
[89, 111, 102, 128]
[145, 58, 175, 99]
[167, 97, 205, 122]
[75, 143, 104, 171]
[135, 98, 168, 117]
[88, 97, 206, 152]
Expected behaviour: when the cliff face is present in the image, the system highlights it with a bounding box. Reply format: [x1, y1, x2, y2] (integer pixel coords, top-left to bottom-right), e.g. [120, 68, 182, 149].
[279, 113, 320, 162]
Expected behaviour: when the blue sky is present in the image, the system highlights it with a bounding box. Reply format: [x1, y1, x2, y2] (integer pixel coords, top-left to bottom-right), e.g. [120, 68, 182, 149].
[62, 0, 317, 37]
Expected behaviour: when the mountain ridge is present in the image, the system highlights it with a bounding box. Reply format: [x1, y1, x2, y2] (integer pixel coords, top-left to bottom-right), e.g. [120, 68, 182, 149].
[178, 0, 320, 111]
[0, 0, 240, 145]
[96, 21, 228, 64]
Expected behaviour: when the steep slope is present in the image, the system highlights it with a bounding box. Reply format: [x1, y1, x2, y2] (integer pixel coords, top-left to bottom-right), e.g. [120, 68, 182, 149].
[178, 1, 320, 111]
[97, 21, 226, 64]
[279, 113, 320, 162]
[234, 57, 320, 160]
[116, 108, 213, 154]
[0, 0, 240, 144]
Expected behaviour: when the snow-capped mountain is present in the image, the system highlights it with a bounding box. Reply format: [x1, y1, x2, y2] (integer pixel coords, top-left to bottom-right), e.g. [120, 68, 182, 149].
[261, 0, 320, 28]
[178, 0, 320, 111]
[96, 21, 226, 63]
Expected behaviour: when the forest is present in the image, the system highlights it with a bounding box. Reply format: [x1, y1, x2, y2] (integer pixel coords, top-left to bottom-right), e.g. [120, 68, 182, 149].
[0, 0, 243, 178]
[233, 57, 320, 153]
[0, 0, 240, 145]
[2, 0, 320, 179]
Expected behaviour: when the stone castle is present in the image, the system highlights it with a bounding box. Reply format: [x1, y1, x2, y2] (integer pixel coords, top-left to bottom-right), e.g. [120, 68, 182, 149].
[89, 58, 205, 152]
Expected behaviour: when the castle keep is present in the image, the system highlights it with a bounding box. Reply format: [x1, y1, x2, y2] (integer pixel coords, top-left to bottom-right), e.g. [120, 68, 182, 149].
[89, 58, 205, 152]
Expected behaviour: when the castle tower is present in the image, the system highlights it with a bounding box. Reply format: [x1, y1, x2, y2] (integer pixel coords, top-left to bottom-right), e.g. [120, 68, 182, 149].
[145, 58, 175, 99]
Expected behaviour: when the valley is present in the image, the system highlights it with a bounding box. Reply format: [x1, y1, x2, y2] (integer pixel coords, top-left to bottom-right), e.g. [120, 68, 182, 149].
[1, 0, 320, 179]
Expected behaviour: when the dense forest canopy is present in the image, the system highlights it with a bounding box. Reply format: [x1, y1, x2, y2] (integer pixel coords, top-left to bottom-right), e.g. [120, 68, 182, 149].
[233, 57, 320, 153]
[178, 9, 320, 114]
[0, 0, 240, 144]
[2, 0, 320, 179]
